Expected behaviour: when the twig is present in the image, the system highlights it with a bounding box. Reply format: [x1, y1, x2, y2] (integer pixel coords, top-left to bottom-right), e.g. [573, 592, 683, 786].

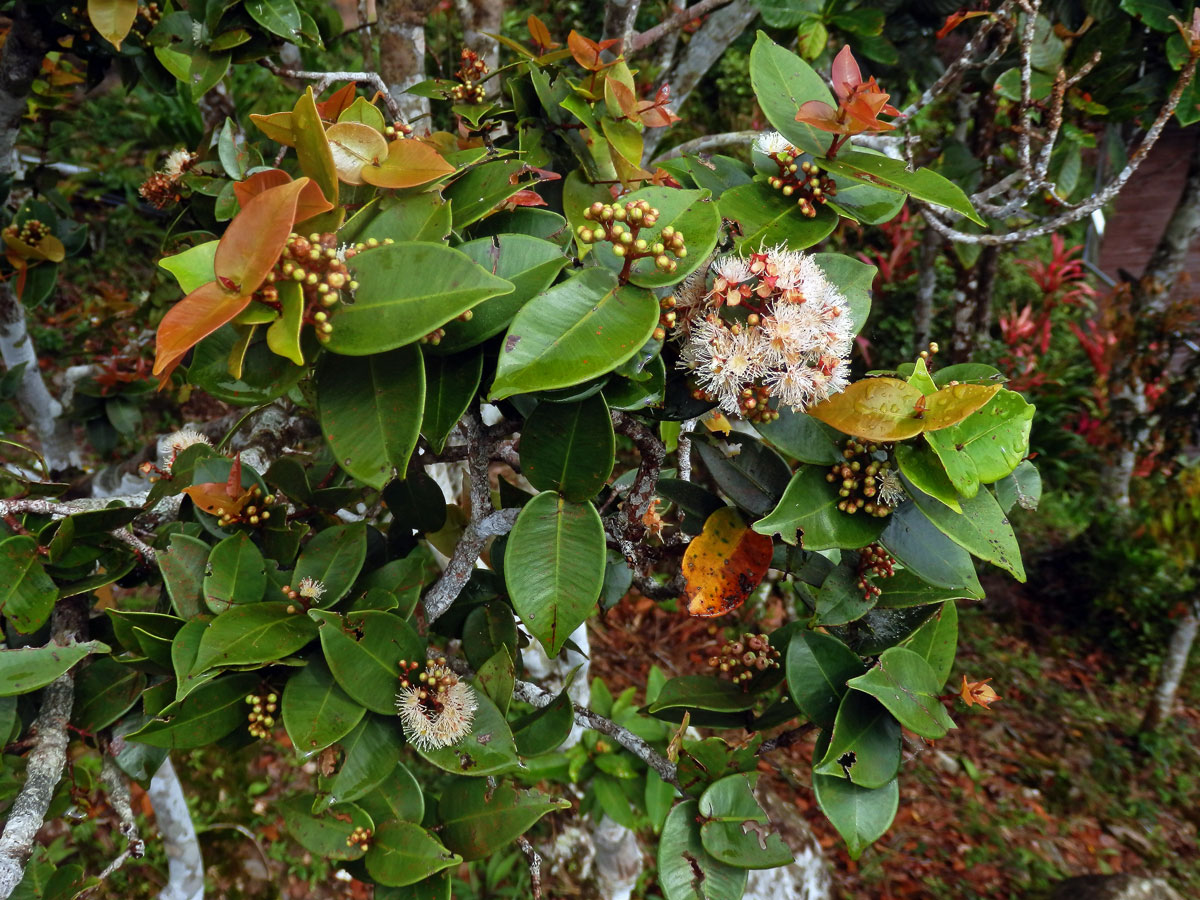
[630, 0, 735, 52]
[652, 129, 759, 163]
[0, 599, 86, 900]
[423, 407, 520, 623]
[633, 571, 684, 600]
[610, 411, 665, 546]
[260, 60, 403, 124]
[85, 756, 145, 890]
[757, 722, 817, 754]
[516, 835, 542, 900]
[514, 680, 681, 788]
[677, 417, 697, 482]
[0, 496, 157, 563]
[605, 0, 644, 52]
[1015, 0, 1042, 173]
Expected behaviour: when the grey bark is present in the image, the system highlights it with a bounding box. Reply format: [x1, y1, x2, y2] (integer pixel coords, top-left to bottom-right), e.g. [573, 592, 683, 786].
[455, 0, 504, 87]
[604, 0, 642, 51]
[377, 0, 440, 126]
[148, 758, 205, 900]
[642, 0, 758, 159]
[1140, 600, 1199, 734]
[914, 228, 941, 351]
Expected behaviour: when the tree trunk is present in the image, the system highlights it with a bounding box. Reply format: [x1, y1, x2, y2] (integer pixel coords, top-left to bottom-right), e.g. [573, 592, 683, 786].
[913, 227, 940, 352]
[604, 0, 642, 51]
[149, 758, 205, 900]
[455, 0, 504, 89]
[377, 0, 440, 127]
[1139, 600, 1199, 734]
[642, 0, 758, 160]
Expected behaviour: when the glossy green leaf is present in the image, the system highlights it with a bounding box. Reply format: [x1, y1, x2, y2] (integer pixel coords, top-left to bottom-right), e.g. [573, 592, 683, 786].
[245, 0, 302, 41]
[0, 536, 58, 633]
[822, 150, 984, 225]
[648, 676, 758, 714]
[293, 522, 368, 607]
[444, 159, 538, 228]
[266, 280, 304, 365]
[878, 500, 984, 593]
[814, 563, 877, 626]
[812, 735, 898, 860]
[475, 647, 515, 715]
[811, 252, 875, 336]
[171, 619, 217, 701]
[72, 656, 145, 732]
[749, 31, 835, 156]
[125, 672, 258, 748]
[905, 601, 957, 689]
[357, 760, 425, 825]
[292, 88, 337, 207]
[718, 182, 838, 252]
[785, 629, 865, 730]
[342, 192, 450, 245]
[521, 395, 615, 501]
[906, 481, 1025, 581]
[439, 779, 569, 861]
[698, 773, 794, 868]
[420, 351, 483, 453]
[281, 794, 373, 861]
[894, 443, 960, 512]
[364, 821, 461, 888]
[875, 569, 981, 608]
[310, 609, 423, 715]
[318, 346, 425, 489]
[505, 492, 605, 656]
[512, 686, 575, 756]
[846, 647, 956, 739]
[316, 715, 403, 808]
[490, 269, 658, 400]
[325, 243, 513, 355]
[753, 467, 887, 550]
[192, 603, 317, 672]
[159, 241, 217, 295]
[756, 409, 841, 465]
[594, 187, 720, 288]
[693, 436, 792, 518]
[658, 800, 747, 900]
[414, 691, 518, 776]
[0, 641, 110, 697]
[995, 459, 1042, 513]
[924, 390, 1034, 495]
[282, 657, 366, 758]
[203, 532, 267, 613]
[813, 692, 900, 789]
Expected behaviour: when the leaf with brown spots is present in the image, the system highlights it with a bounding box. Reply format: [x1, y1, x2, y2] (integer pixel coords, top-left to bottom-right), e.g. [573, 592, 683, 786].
[682, 507, 774, 617]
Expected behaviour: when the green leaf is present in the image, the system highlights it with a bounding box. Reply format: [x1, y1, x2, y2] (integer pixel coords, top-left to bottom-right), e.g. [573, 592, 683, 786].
[698, 773, 794, 868]
[187, 326, 304, 407]
[203, 532, 266, 613]
[894, 443, 960, 512]
[364, 821, 462, 888]
[462, 603, 519, 671]
[420, 351, 483, 453]
[490, 269, 659, 400]
[749, 31, 835, 156]
[814, 563, 877, 626]
[521, 395, 615, 501]
[439, 779, 569, 861]
[822, 150, 984, 225]
[374, 873, 450, 900]
[511, 687, 574, 756]
[785, 629, 865, 729]
[282, 657, 366, 759]
[0, 641, 110, 697]
[342, 192, 450, 245]
[325, 243, 512, 355]
[293, 522, 369, 607]
[125, 672, 258, 748]
[72, 656, 145, 732]
[693, 436, 792, 518]
[159, 533, 210, 618]
[752, 0, 818, 28]
[812, 692, 900, 789]
[0, 536, 58, 633]
[878, 501, 984, 594]
[505, 493, 605, 656]
[648, 676, 758, 714]
[310, 609, 423, 715]
[657, 800, 747, 900]
[357, 761, 425, 825]
[436, 235, 569, 353]
[171, 619, 217, 701]
[995, 459, 1042, 513]
[846, 647, 956, 739]
[906, 481, 1025, 581]
[317, 347, 426, 489]
[753, 467, 887, 549]
[475, 647, 515, 716]
[266, 280, 304, 365]
[756, 409, 841, 465]
[443, 159, 538, 229]
[718, 182, 838, 252]
[317, 715, 403, 808]
[905, 601, 957, 689]
[414, 691, 518, 776]
[192, 603, 317, 672]
[812, 735, 898, 860]
[875, 569, 981, 607]
[281, 794, 373, 860]
[245, 0, 302, 40]
[924, 390, 1035, 495]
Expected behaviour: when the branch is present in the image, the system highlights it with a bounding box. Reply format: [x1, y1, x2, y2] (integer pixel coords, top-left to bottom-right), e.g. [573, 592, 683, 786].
[630, 0, 735, 52]
[757, 722, 816, 754]
[423, 406, 520, 623]
[516, 835, 542, 900]
[0, 496, 157, 563]
[610, 411, 664, 546]
[652, 129, 759, 163]
[260, 60, 404, 123]
[604, 0, 644, 52]
[87, 756, 145, 889]
[147, 758, 204, 900]
[0, 599, 86, 900]
[514, 680, 681, 788]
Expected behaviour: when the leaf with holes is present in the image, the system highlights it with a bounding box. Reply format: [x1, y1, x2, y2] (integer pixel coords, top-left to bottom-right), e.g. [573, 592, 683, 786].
[813, 692, 901, 789]
[812, 731, 898, 860]
[846, 647, 956, 739]
[698, 773, 794, 869]
[681, 507, 773, 617]
[310, 609, 423, 715]
[657, 801, 747, 900]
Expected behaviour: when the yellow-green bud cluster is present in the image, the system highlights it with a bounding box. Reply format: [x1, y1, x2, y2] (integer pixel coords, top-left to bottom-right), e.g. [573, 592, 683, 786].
[707, 633, 780, 688]
[577, 199, 687, 276]
[826, 438, 894, 517]
[216, 484, 277, 529]
[765, 152, 837, 218]
[245, 691, 278, 739]
[5, 219, 50, 246]
[346, 825, 373, 852]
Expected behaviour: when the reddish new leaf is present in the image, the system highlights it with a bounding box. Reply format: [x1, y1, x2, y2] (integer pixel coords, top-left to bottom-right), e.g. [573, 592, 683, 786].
[214, 177, 311, 294]
[682, 507, 774, 618]
[232, 170, 333, 223]
[315, 82, 358, 120]
[152, 280, 252, 380]
[567, 30, 618, 71]
[528, 15, 559, 52]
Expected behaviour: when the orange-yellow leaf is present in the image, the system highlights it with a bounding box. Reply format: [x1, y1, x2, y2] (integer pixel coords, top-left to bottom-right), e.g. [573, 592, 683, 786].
[88, 0, 137, 50]
[292, 88, 339, 207]
[359, 139, 455, 189]
[682, 507, 774, 617]
[3, 233, 65, 263]
[232, 170, 333, 224]
[326, 121, 389, 185]
[182, 480, 253, 518]
[250, 110, 295, 146]
[567, 30, 618, 71]
[152, 280, 252, 380]
[214, 177, 310, 294]
[604, 76, 640, 120]
[315, 82, 358, 120]
[807, 377, 927, 442]
[528, 15, 559, 51]
[922, 383, 1002, 432]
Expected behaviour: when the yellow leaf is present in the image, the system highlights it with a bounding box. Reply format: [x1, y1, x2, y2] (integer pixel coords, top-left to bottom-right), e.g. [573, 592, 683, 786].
[682, 507, 774, 618]
[807, 377, 926, 442]
[325, 121, 389, 186]
[88, 0, 138, 50]
[922, 383, 1002, 432]
[360, 139, 455, 189]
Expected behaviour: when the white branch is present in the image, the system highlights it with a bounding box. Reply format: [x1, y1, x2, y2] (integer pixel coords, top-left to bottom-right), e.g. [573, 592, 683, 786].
[148, 758, 204, 900]
[0, 496, 156, 562]
[260, 61, 404, 124]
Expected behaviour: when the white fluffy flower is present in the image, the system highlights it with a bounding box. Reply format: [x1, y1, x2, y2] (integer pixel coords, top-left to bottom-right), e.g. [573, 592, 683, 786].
[752, 131, 794, 157]
[161, 149, 195, 181]
[159, 427, 211, 473]
[296, 577, 326, 602]
[396, 661, 477, 751]
[876, 469, 906, 508]
[712, 255, 753, 287]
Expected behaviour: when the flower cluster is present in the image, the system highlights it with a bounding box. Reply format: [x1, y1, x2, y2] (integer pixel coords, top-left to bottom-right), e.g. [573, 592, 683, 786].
[139, 149, 196, 209]
[707, 632, 781, 688]
[244, 691, 277, 740]
[280, 577, 326, 613]
[824, 438, 898, 517]
[157, 426, 212, 475]
[753, 132, 837, 218]
[856, 543, 894, 600]
[214, 483, 276, 529]
[346, 825, 373, 852]
[577, 199, 687, 279]
[676, 246, 853, 421]
[449, 48, 489, 104]
[396, 657, 477, 751]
